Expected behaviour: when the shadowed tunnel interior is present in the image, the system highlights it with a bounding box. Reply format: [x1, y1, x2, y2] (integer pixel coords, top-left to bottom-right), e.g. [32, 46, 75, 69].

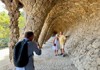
[1, 0, 100, 70]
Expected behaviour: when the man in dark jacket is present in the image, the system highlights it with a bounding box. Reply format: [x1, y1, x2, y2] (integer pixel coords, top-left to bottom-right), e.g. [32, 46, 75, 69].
[15, 31, 42, 70]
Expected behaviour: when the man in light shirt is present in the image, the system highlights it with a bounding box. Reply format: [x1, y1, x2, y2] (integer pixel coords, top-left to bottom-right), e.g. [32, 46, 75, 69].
[59, 32, 66, 56]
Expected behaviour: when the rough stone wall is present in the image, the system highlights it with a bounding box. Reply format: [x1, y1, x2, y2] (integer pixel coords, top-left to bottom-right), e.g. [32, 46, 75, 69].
[2, 0, 100, 70]
[65, 16, 100, 70]
[38, 0, 100, 70]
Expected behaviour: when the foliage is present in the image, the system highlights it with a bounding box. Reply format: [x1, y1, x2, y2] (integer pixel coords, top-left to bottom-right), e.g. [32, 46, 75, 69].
[0, 11, 25, 49]
[0, 38, 9, 49]
[18, 12, 25, 29]
[0, 11, 10, 38]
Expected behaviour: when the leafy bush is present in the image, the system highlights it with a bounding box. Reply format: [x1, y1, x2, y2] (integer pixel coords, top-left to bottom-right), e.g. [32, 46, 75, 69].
[0, 38, 9, 49]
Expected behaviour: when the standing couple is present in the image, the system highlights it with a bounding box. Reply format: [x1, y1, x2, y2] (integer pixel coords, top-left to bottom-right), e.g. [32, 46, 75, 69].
[52, 32, 66, 56]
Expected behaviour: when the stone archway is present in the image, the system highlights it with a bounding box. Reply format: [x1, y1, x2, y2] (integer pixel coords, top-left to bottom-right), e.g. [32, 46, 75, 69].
[1, 0, 100, 70]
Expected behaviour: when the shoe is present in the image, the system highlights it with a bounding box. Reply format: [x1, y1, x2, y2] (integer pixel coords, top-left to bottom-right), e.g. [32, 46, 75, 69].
[62, 54, 66, 57]
[59, 53, 63, 55]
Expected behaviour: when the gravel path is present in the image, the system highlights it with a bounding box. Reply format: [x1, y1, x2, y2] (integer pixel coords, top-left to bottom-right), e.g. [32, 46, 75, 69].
[34, 45, 78, 70]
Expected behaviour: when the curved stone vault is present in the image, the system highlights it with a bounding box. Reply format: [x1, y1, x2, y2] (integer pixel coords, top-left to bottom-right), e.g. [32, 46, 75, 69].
[1, 0, 100, 70]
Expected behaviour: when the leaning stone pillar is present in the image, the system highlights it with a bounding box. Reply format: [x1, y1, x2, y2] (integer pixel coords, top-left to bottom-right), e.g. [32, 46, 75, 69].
[1, 0, 20, 61]
[9, 10, 20, 61]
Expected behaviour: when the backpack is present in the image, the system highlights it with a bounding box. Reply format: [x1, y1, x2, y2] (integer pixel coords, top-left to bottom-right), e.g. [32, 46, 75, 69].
[13, 39, 29, 67]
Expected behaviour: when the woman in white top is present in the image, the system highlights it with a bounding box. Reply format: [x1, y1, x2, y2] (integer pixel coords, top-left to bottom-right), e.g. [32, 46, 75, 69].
[52, 34, 60, 56]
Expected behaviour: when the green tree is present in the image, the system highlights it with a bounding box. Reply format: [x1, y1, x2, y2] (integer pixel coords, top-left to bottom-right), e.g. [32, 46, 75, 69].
[0, 11, 25, 49]
[0, 11, 10, 38]
[18, 12, 25, 29]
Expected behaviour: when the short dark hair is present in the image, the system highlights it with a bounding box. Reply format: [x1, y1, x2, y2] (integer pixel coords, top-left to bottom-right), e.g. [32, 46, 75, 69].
[25, 31, 34, 38]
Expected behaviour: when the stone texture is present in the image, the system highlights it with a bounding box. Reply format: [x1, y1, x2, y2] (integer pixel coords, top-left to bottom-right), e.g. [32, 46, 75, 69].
[19, 0, 58, 41]
[1, 0, 20, 61]
[65, 16, 100, 70]
[1, 0, 100, 70]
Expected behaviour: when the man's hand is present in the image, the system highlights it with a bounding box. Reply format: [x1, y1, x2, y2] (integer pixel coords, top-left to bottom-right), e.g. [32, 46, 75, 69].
[37, 43, 42, 49]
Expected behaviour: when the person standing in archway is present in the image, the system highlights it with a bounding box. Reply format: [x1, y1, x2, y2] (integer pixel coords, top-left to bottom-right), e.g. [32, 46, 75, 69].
[52, 34, 60, 56]
[59, 32, 66, 57]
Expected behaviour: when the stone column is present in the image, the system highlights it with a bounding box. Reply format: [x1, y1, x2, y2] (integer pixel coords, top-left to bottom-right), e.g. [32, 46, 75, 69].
[1, 0, 20, 61]
[8, 10, 20, 61]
